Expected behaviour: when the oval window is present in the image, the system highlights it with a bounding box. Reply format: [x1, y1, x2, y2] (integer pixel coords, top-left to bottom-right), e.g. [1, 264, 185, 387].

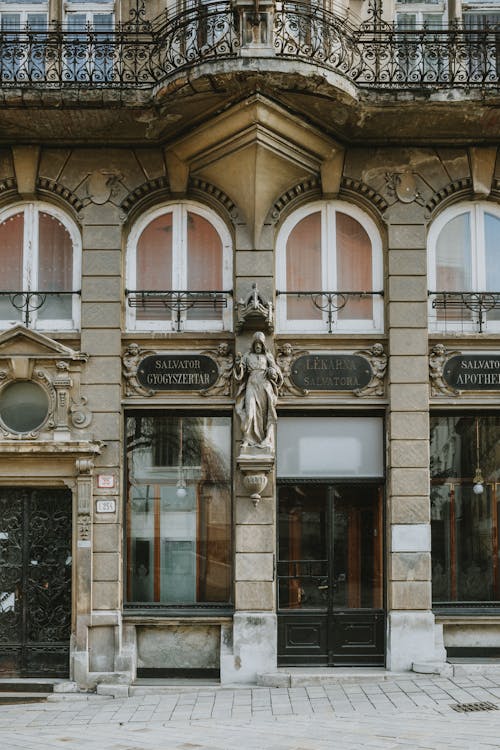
[0, 381, 49, 433]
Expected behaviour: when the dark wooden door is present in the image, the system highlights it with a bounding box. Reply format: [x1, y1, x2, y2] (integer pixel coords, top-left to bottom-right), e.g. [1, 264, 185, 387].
[277, 483, 385, 666]
[0, 488, 72, 677]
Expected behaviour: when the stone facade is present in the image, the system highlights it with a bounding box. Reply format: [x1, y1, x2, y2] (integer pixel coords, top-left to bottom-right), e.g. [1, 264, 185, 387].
[0, 0, 499, 687]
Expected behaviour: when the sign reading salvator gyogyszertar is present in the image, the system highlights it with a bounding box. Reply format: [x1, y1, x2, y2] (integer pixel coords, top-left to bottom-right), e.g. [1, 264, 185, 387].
[137, 354, 218, 391]
[444, 355, 500, 390]
[291, 354, 372, 391]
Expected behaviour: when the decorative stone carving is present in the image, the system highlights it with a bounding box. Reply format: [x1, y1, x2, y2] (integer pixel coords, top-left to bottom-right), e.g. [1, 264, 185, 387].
[0, 326, 91, 440]
[238, 453, 274, 507]
[276, 343, 309, 396]
[429, 344, 460, 397]
[78, 514, 91, 541]
[201, 343, 234, 396]
[83, 169, 123, 206]
[354, 344, 388, 397]
[71, 396, 92, 428]
[122, 343, 154, 397]
[235, 332, 282, 506]
[234, 332, 283, 450]
[236, 283, 274, 333]
[385, 170, 424, 205]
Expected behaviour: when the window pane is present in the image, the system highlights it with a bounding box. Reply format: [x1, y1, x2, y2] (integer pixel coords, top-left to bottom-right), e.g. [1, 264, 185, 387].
[0, 212, 23, 321]
[38, 212, 73, 320]
[136, 214, 173, 321]
[430, 415, 500, 604]
[286, 212, 322, 320]
[436, 212, 472, 291]
[126, 414, 232, 606]
[485, 212, 500, 321]
[186, 211, 222, 321]
[336, 211, 373, 320]
[277, 417, 384, 478]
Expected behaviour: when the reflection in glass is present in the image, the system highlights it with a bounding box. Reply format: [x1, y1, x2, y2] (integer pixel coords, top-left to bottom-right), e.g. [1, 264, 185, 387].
[278, 484, 382, 611]
[126, 414, 232, 606]
[431, 415, 500, 604]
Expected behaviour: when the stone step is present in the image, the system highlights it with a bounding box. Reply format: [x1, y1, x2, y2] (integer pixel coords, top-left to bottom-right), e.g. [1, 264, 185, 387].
[0, 691, 50, 704]
[0, 678, 56, 693]
[257, 668, 398, 687]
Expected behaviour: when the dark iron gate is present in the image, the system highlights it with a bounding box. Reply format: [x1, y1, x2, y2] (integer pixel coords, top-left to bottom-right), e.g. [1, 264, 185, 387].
[0, 488, 72, 677]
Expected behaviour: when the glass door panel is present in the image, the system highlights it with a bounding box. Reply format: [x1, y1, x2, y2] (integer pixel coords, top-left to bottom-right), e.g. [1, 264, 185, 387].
[278, 482, 384, 666]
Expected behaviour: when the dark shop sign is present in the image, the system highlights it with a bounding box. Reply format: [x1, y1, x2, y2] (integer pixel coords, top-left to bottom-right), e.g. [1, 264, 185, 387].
[444, 355, 500, 390]
[291, 354, 372, 391]
[137, 355, 218, 391]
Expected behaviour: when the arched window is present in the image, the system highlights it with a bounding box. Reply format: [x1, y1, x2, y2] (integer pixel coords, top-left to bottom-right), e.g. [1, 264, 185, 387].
[428, 202, 500, 332]
[0, 202, 81, 330]
[276, 201, 383, 333]
[126, 203, 233, 332]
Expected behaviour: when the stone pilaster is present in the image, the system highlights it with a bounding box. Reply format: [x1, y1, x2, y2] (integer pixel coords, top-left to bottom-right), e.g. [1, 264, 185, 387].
[385, 220, 436, 671]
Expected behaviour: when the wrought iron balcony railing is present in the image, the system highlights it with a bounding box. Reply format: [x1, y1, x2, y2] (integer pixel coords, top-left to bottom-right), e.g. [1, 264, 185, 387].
[126, 289, 233, 331]
[0, 0, 500, 91]
[429, 291, 500, 333]
[0, 290, 80, 327]
[276, 290, 383, 332]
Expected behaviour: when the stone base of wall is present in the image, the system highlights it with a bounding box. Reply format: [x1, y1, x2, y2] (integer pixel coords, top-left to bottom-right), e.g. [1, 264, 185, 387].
[220, 612, 277, 684]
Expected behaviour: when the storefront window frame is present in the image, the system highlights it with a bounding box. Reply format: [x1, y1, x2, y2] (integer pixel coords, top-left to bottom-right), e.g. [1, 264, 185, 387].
[431, 411, 500, 615]
[123, 409, 234, 616]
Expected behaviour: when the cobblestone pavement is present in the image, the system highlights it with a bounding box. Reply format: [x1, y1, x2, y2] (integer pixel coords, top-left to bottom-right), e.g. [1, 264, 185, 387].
[2, 673, 500, 749]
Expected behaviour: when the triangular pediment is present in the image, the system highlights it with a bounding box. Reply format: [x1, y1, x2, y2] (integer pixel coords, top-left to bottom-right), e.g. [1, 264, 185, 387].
[0, 325, 86, 360]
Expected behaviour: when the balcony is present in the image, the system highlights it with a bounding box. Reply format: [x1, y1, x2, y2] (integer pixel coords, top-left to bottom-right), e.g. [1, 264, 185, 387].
[1, 1, 499, 145]
[429, 291, 500, 334]
[0, 1, 499, 92]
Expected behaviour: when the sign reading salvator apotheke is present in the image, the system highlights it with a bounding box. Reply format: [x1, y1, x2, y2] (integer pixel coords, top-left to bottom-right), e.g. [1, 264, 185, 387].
[291, 354, 372, 391]
[444, 355, 500, 390]
[137, 354, 218, 391]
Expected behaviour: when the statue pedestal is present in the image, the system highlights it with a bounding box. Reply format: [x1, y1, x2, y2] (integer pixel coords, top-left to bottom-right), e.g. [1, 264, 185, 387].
[237, 448, 274, 506]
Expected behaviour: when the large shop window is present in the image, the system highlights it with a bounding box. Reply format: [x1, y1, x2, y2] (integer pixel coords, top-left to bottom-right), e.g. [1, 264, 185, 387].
[275, 201, 383, 333]
[428, 202, 500, 333]
[126, 203, 233, 332]
[0, 203, 81, 330]
[125, 413, 232, 610]
[431, 414, 500, 608]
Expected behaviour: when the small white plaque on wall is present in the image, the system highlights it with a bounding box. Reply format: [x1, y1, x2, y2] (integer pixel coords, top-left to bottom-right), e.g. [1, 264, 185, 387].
[97, 474, 115, 489]
[96, 498, 116, 514]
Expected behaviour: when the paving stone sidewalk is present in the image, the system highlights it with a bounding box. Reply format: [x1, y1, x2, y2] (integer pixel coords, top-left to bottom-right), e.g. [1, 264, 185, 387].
[2, 673, 500, 749]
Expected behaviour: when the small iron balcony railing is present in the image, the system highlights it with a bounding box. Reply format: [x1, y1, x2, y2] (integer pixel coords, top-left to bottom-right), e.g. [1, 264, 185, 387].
[0, 0, 499, 90]
[429, 291, 500, 333]
[126, 289, 233, 332]
[0, 290, 80, 327]
[276, 290, 383, 333]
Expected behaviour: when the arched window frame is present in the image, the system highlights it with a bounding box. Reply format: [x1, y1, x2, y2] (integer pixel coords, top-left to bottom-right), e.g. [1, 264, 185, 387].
[0, 201, 81, 331]
[275, 200, 384, 333]
[126, 201, 233, 332]
[428, 201, 500, 333]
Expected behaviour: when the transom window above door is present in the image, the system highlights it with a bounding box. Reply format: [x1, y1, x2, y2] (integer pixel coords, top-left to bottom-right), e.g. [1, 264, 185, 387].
[428, 202, 500, 333]
[0, 202, 81, 330]
[126, 202, 233, 332]
[276, 201, 384, 334]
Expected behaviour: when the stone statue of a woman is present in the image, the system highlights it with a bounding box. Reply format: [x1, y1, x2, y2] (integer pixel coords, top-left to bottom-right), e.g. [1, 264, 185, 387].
[234, 331, 283, 450]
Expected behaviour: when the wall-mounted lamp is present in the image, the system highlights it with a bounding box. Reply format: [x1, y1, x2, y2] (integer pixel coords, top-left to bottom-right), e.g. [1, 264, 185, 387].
[473, 417, 484, 495]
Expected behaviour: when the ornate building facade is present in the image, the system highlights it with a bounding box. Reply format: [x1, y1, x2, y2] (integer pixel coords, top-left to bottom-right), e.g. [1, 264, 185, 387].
[1, 0, 500, 688]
